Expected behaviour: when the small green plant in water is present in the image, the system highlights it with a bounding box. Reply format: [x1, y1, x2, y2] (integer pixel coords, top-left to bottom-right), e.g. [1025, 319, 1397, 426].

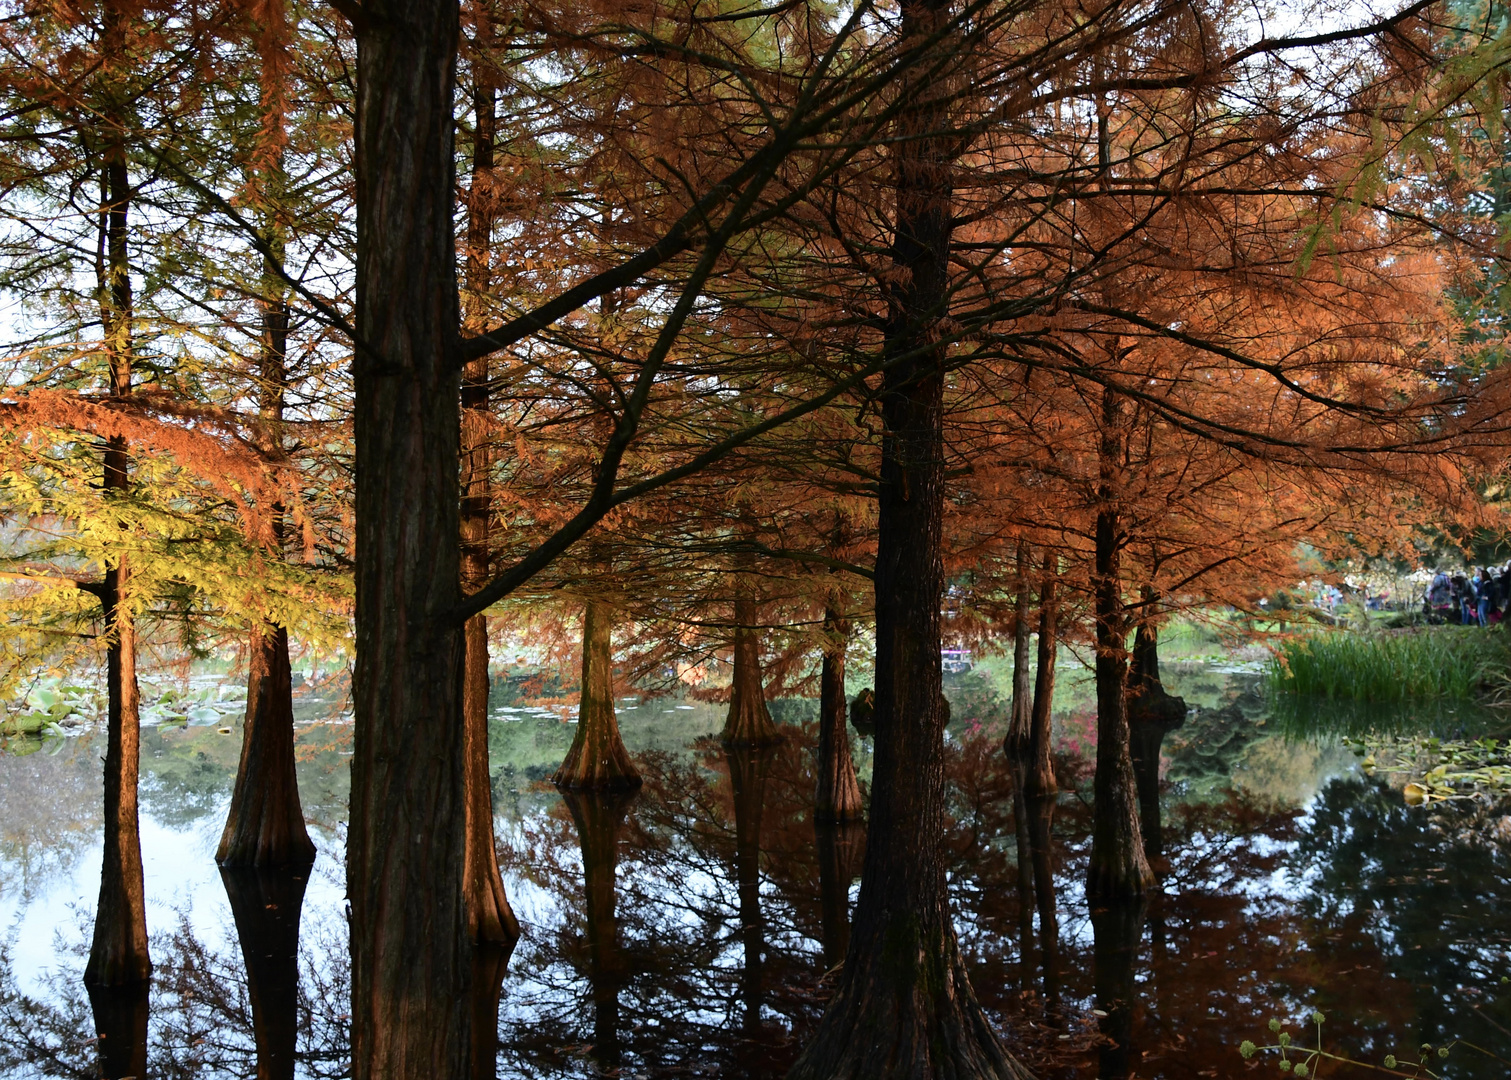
[1344, 734, 1511, 802]
[1239, 1011, 1454, 1077]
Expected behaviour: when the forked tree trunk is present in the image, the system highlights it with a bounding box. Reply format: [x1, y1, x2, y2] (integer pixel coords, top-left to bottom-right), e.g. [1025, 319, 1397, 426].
[1024, 555, 1059, 797]
[1087, 389, 1153, 903]
[218, 626, 315, 866]
[814, 820, 865, 971]
[460, 2, 519, 949]
[727, 744, 773, 1037]
[721, 589, 781, 746]
[562, 787, 635, 1075]
[555, 600, 641, 789]
[1004, 541, 1033, 757]
[789, 6, 1032, 1073]
[86, 21, 149, 984]
[1091, 897, 1146, 1080]
[87, 981, 149, 1080]
[815, 606, 862, 822]
[349, 2, 472, 1074]
[220, 865, 310, 1080]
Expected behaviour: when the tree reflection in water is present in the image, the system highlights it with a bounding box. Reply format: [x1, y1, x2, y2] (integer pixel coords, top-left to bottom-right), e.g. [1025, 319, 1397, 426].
[6, 717, 1511, 1077]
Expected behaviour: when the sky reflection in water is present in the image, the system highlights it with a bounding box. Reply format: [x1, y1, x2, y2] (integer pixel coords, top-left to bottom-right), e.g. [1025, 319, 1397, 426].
[2, 663, 1510, 1078]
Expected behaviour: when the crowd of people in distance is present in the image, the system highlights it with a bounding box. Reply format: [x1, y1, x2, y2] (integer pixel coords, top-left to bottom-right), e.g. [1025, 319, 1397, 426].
[1425, 567, 1511, 626]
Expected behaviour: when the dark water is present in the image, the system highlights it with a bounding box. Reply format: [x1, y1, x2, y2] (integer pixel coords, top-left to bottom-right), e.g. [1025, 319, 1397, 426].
[3, 662, 1511, 1078]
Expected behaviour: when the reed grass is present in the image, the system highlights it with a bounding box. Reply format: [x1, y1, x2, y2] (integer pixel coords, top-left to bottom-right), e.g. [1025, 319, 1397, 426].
[1268, 628, 1511, 702]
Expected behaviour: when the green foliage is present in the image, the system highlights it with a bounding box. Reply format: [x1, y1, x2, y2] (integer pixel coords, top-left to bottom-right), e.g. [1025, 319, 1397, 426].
[1240, 1010, 1457, 1077]
[1345, 734, 1511, 801]
[1268, 629, 1511, 702]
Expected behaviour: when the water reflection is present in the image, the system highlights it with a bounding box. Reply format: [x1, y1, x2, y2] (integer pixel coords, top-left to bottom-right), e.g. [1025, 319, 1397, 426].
[4, 671, 1511, 1077]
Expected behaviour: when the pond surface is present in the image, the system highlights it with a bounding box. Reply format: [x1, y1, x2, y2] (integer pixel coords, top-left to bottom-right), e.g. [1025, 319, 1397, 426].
[2, 660, 1511, 1078]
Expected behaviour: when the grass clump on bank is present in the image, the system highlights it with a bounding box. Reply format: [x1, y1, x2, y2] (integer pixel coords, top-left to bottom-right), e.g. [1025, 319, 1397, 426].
[1268, 628, 1511, 702]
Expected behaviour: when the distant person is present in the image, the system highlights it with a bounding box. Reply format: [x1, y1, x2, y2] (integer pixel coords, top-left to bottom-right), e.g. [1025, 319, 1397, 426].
[1452, 573, 1472, 625]
[1479, 568, 1497, 627]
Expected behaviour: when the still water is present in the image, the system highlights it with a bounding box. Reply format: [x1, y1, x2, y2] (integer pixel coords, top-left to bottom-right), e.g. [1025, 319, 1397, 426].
[2, 661, 1510, 1078]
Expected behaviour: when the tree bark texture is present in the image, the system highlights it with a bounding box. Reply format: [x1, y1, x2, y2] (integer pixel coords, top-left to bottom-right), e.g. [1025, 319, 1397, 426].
[815, 606, 863, 822]
[87, 981, 149, 1080]
[563, 787, 635, 1075]
[348, 2, 472, 1074]
[1087, 388, 1154, 902]
[218, 626, 315, 866]
[86, 26, 149, 984]
[221, 866, 310, 1080]
[789, 6, 1033, 1073]
[1004, 541, 1033, 756]
[555, 600, 641, 789]
[727, 744, 773, 1038]
[1024, 556, 1059, 797]
[722, 588, 781, 746]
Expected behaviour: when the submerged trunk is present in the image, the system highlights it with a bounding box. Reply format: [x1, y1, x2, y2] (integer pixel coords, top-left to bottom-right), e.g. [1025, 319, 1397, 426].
[727, 744, 774, 1037]
[815, 606, 862, 822]
[87, 981, 149, 1080]
[789, 6, 1031, 1072]
[814, 820, 865, 971]
[1004, 541, 1033, 757]
[1024, 555, 1059, 797]
[555, 600, 640, 789]
[1025, 792, 1060, 1016]
[219, 627, 315, 867]
[1091, 897, 1147, 1080]
[460, 6, 518, 949]
[348, 1, 472, 1074]
[562, 788, 634, 1075]
[221, 865, 310, 1080]
[1087, 389, 1153, 903]
[1127, 617, 1185, 869]
[722, 589, 781, 746]
[1011, 777, 1035, 994]
[86, 36, 148, 985]
[469, 942, 511, 1080]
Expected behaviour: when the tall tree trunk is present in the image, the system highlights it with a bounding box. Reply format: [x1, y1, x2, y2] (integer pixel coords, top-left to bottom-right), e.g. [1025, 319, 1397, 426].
[727, 744, 773, 1038]
[1091, 897, 1146, 1080]
[87, 982, 149, 1080]
[220, 866, 309, 1080]
[349, 1, 471, 1074]
[1087, 388, 1153, 902]
[722, 587, 781, 746]
[460, 2, 518, 948]
[219, 627, 315, 866]
[563, 787, 635, 1075]
[815, 605, 862, 822]
[86, 12, 148, 983]
[1004, 540, 1033, 756]
[555, 600, 640, 789]
[789, 6, 1031, 1074]
[1024, 555, 1059, 797]
[1126, 611, 1185, 870]
[814, 820, 865, 971]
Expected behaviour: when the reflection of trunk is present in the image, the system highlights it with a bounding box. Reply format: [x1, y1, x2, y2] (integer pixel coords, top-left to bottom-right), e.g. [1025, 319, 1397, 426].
[86, 22, 149, 982]
[727, 744, 772, 1036]
[1025, 793, 1060, 1015]
[814, 820, 865, 971]
[1091, 897, 1146, 1080]
[721, 589, 781, 746]
[789, 6, 1030, 1071]
[562, 787, 635, 1074]
[1126, 618, 1185, 869]
[555, 600, 640, 789]
[1088, 388, 1153, 902]
[469, 943, 512, 1080]
[460, 10, 518, 949]
[220, 866, 310, 1080]
[220, 627, 316, 867]
[348, 0, 472, 1072]
[87, 981, 149, 1080]
[1005, 541, 1033, 756]
[1011, 776, 1035, 993]
[1025, 555, 1059, 797]
[815, 606, 862, 822]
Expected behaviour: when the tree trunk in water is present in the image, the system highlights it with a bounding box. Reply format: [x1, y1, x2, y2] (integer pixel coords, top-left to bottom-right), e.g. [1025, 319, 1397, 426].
[219, 627, 315, 866]
[727, 744, 773, 1037]
[469, 942, 511, 1080]
[722, 589, 781, 746]
[349, 2, 471, 1074]
[1024, 555, 1059, 797]
[1024, 793, 1060, 1017]
[1127, 617, 1185, 870]
[1091, 897, 1146, 1080]
[789, 6, 1032, 1071]
[815, 606, 862, 822]
[562, 787, 635, 1075]
[1087, 389, 1153, 903]
[87, 981, 149, 1080]
[460, 4, 518, 949]
[555, 600, 641, 789]
[1010, 776, 1035, 994]
[86, 36, 149, 985]
[221, 865, 310, 1080]
[1004, 541, 1033, 757]
[815, 820, 865, 971]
